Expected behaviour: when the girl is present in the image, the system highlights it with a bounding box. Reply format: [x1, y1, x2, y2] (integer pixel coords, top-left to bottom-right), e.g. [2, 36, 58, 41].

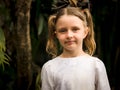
[41, 0, 111, 90]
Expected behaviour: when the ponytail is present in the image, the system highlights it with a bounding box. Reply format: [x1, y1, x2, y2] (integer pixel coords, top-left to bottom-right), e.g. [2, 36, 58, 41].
[83, 9, 96, 55]
[46, 15, 58, 58]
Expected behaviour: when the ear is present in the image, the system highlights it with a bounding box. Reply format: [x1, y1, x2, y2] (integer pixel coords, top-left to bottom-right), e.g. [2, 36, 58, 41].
[83, 27, 89, 39]
[54, 31, 57, 38]
[54, 31, 56, 34]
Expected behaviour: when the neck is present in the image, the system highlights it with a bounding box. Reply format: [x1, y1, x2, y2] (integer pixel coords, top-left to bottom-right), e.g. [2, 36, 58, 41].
[61, 49, 86, 58]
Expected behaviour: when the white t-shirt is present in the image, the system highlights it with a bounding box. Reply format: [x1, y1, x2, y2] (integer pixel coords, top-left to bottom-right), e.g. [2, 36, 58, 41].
[41, 55, 111, 90]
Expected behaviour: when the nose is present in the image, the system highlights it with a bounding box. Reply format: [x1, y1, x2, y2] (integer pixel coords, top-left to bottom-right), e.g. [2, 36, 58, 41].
[66, 30, 73, 38]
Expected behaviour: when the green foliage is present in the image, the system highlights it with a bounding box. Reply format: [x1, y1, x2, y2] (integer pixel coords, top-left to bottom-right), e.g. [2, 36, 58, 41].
[35, 72, 41, 90]
[0, 27, 9, 70]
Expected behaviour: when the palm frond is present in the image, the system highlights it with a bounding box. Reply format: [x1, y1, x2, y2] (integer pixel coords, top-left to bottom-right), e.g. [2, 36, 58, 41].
[0, 27, 9, 70]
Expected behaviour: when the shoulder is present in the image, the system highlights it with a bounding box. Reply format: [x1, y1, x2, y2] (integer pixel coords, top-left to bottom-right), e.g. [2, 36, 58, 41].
[86, 55, 107, 74]
[92, 56, 105, 66]
[90, 56, 106, 71]
[86, 55, 105, 67]
[84, 54, 102, 62]
[41, 56, 60, 70]
[88, 55, 104, 63]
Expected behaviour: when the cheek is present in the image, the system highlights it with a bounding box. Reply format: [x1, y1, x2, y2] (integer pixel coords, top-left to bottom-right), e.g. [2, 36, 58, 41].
[56, 34, 65, 42]
[56, 36, 65, 46]
[75, 33, 87, 40]
[83, 30, 89, 39]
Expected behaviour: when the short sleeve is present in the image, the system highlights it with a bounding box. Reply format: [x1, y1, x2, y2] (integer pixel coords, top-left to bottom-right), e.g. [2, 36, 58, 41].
[95, 58, 111, 90]
[41, 62, 54, 90]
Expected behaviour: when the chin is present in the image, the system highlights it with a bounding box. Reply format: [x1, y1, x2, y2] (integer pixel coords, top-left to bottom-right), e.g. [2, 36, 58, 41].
[65, 47, 76, 51]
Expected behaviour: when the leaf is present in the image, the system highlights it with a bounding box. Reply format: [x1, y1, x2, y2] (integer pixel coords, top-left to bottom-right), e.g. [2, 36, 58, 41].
[38, 14, 44, 36]
[35, 72, 41, 90]
[0, 28, 6, 51]
[0, 28, 9, 70]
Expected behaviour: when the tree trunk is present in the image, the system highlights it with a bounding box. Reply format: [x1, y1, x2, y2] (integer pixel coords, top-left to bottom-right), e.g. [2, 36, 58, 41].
[15, 0, 32, 90]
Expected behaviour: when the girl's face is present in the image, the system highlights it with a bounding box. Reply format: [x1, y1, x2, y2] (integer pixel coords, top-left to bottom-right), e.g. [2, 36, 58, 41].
[55, 15, 88, 52]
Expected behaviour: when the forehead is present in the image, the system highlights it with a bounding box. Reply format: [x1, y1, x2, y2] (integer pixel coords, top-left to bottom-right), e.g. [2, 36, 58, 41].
[56, 15, 84, 26]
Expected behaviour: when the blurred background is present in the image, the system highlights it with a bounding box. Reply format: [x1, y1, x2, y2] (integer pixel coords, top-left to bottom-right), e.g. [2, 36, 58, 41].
[0, 0, 120, 90]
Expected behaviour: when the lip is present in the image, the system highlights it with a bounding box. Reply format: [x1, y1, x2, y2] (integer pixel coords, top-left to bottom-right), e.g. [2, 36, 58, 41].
[65, 41, 75, 45]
